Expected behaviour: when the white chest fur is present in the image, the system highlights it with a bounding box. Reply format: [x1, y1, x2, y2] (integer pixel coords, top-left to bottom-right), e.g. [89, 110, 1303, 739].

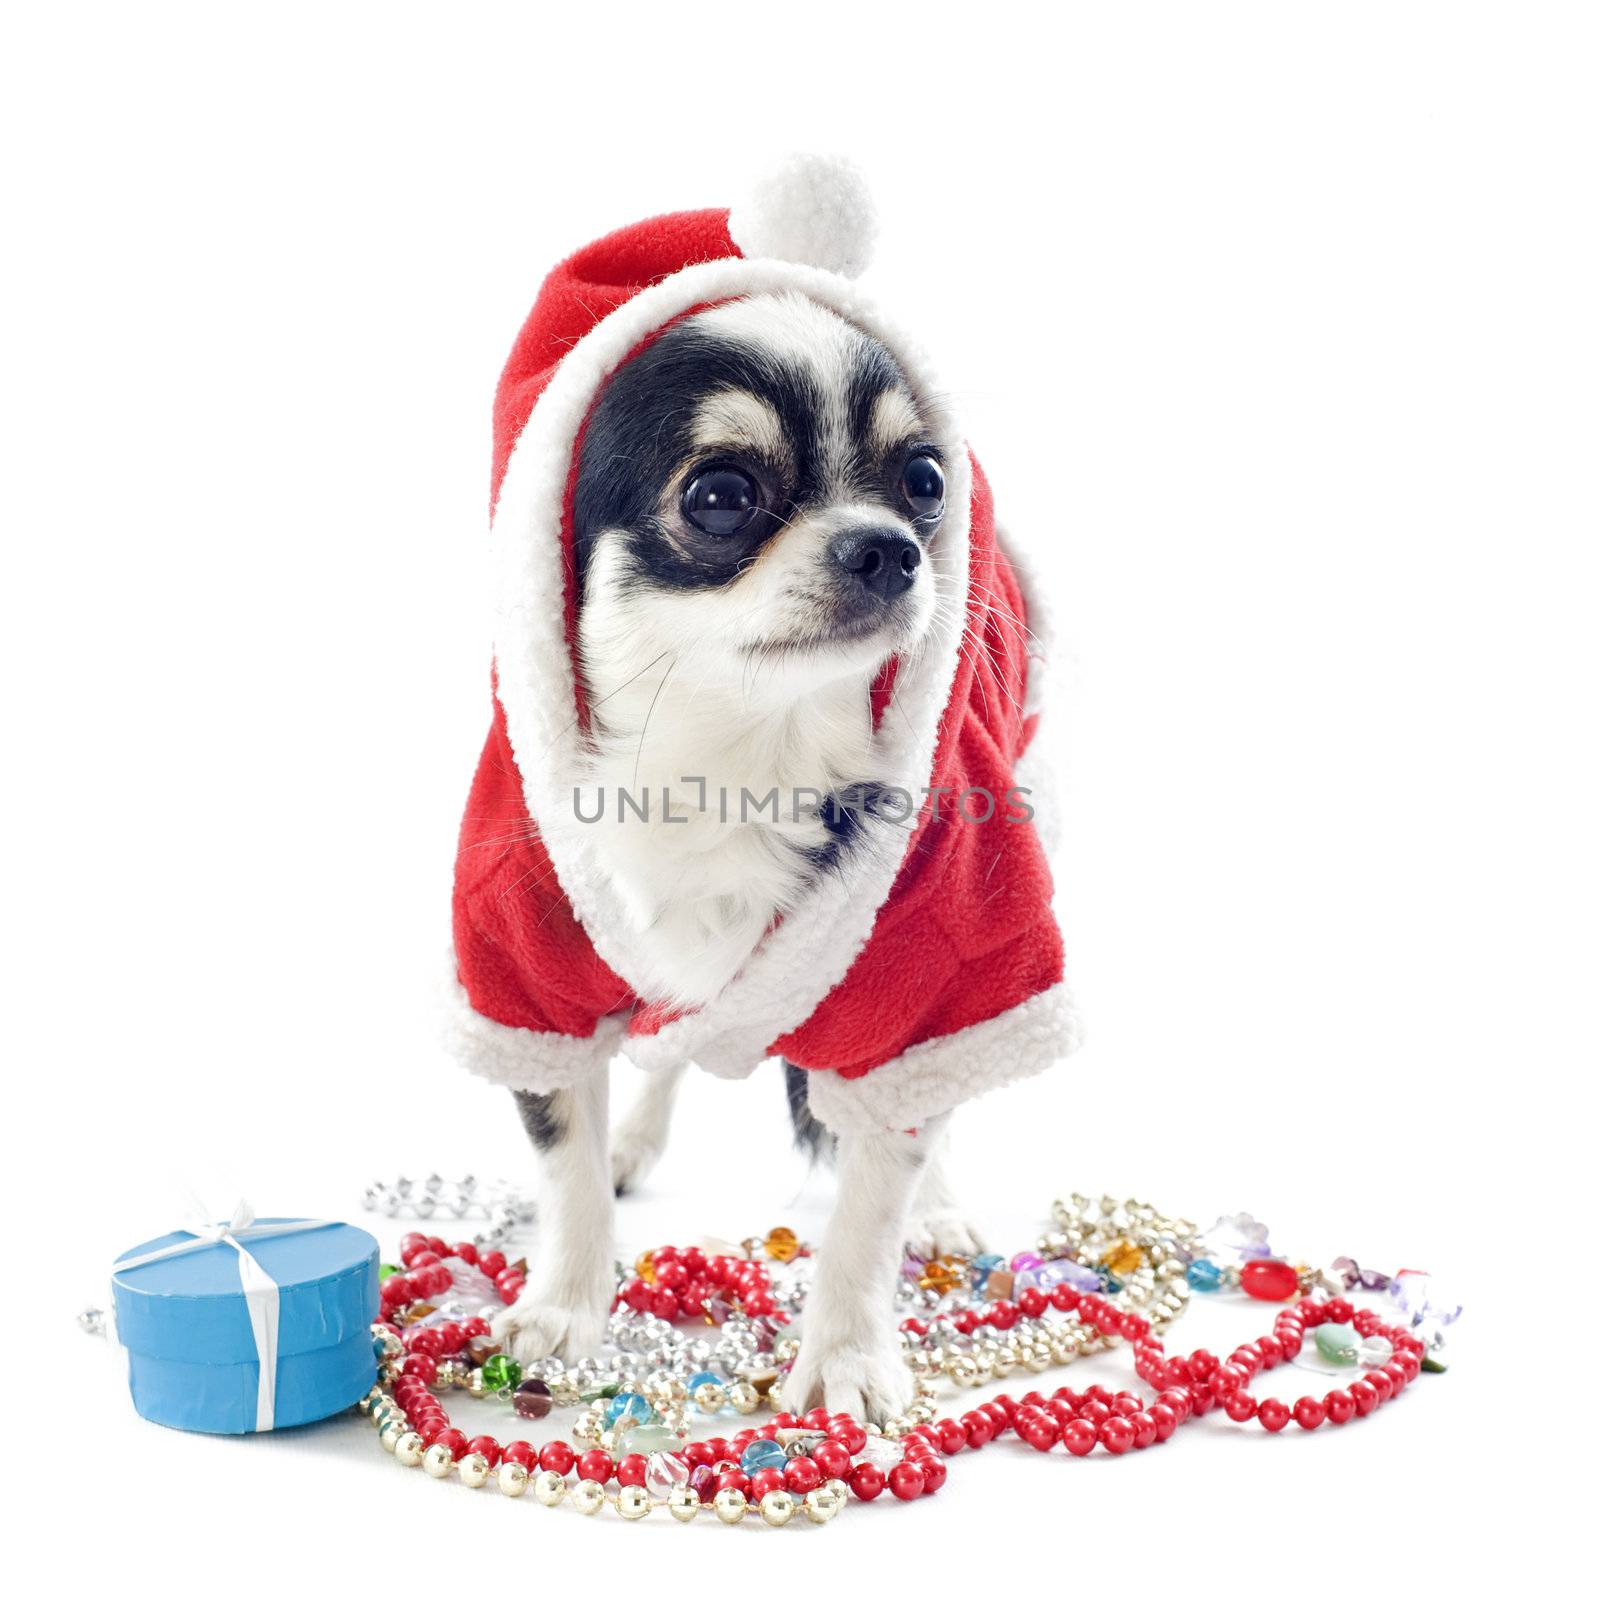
[577, 608, 878, 1010]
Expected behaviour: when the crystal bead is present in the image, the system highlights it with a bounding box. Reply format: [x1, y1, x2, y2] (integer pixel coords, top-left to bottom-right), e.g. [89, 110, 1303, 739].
[1388, 1269, 1462, 1329]
[739, 1438, 788, 1475]
[1357, 1335, 1394, 1367]
[646, 1451, 690, 1495]
[606, 1392, 653, 1427]
[764, 1227, 801, 1263]
[1333, 1254, 1390, 1292]
[1314, 1322, 1360, 1364]
[1039, 1259, 1103, 1293]
[1186, 1259, 1225, 1292]
[1239, 1258, 1300, 1301]
[480, 1353, 521, 1392]
[513, 1377, 553, 1419]
[983, 1268, 1016, 1301]
[626, 1424, 678, 1454]
[1099, 1239, 1145, 1275]
[1198, 1212, 1271, 1258]
[972, 1252, 1005, 1284]
[918, 1260, 959, 1293]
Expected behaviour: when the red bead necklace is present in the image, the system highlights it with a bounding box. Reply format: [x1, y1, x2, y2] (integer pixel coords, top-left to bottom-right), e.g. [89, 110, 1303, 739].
[615, 1244, 782, 1322]
[380, 1231, 525, 1316]
[1135, 1294, 1425, 1437]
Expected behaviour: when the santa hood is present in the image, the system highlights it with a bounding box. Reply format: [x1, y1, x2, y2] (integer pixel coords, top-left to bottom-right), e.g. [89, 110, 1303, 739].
[448, 156, 1079, 1133]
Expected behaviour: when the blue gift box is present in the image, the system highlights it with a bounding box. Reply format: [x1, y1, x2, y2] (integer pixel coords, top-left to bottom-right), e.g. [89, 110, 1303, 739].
[112, 1216, 380, 1434]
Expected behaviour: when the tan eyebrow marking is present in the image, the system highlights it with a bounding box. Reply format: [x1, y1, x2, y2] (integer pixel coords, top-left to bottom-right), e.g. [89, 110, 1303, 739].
[870, 386, 924, 454]
[690, 389, 791, 464]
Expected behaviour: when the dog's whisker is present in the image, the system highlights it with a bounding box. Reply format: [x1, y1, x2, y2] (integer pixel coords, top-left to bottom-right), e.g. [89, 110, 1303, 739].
[535, 647, 677, 762]
[630, 654, 679, 792]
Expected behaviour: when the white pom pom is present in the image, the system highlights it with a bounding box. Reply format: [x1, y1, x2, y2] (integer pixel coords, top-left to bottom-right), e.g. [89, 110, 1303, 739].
[729, 153, 877, 279]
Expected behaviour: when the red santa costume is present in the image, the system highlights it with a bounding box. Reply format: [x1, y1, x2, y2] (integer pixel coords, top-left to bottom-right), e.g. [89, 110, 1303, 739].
[448, 157, 1080, 1133]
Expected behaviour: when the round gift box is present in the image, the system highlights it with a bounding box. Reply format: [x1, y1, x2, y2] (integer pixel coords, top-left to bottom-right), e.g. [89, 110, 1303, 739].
[112, 1219, 380, 1434]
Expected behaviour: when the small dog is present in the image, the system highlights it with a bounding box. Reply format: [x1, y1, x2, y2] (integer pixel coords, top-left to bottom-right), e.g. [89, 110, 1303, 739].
[450, 163, 1071, 1421]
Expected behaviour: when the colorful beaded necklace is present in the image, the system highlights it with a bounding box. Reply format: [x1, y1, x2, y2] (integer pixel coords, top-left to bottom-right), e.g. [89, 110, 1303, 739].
[351, 1186, 1451, 1528]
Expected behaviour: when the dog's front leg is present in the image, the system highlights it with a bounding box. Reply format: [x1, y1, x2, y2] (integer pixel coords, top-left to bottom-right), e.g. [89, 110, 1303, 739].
[783, 1116, 942, 1423]
[493, 1070, 613, 1363]
[905, 1117, 985, 1258]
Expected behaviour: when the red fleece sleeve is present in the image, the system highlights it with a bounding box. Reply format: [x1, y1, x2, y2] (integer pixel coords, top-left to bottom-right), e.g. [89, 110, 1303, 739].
[453, 701, 632, 1039]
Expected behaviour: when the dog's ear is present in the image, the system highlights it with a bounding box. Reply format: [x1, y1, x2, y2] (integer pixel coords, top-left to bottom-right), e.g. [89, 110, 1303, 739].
[729, 153, 877, 280]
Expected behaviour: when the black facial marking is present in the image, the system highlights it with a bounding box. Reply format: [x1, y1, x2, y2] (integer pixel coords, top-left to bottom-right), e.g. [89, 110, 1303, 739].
[513, 1088, 567, 1151]
[845, 341, 903, 449]
[572, 310, 926, 596]
[574, 323, 822, 592]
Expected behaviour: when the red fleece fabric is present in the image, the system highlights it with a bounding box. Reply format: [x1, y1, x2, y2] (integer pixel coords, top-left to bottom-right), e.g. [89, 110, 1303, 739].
[492, 209, 737, 509]
[453, 206, 1062, 1077]
[774, 462, 1060, 1078]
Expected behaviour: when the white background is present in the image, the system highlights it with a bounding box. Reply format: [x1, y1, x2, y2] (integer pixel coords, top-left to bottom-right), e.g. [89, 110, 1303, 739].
[4, 2, 1594, 1589]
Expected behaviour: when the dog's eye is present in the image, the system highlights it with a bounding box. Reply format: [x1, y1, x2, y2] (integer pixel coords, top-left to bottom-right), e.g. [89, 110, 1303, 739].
[682, 468, 760, 536]
[899, 455, 945, 522]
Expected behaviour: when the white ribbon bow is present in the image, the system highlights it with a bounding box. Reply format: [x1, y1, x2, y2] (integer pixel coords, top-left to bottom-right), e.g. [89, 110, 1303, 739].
[112, 1198, 338, 1432]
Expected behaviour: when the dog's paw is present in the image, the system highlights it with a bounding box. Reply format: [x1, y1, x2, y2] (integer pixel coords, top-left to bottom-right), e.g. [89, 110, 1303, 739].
[905, 1207, 985, 1259]
[492, 1293, 607, 1365]
[783, 1336, 915, 1425]
[610, 1125, 667, 1197]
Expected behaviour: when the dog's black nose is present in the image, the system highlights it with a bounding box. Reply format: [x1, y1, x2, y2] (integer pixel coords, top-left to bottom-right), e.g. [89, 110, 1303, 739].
[830, 527, 922, 600]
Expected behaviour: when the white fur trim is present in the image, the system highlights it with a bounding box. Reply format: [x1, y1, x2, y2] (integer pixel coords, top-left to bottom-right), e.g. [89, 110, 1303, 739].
[441, 973, 625, 1092]
[803, 984, 1083, 1135]
[488, 253, 972, 1085]
[728, 154, 876, 279]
